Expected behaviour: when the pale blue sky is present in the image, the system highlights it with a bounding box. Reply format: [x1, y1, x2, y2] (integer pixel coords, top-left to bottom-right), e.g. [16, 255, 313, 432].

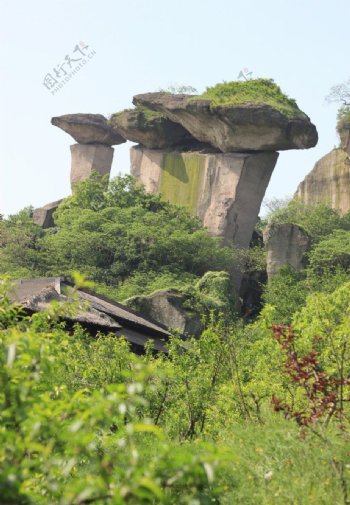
[1, 0, 348, 216]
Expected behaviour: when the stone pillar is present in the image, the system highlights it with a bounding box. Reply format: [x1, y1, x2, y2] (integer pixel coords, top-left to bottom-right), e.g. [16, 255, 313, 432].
[263, 223, 311, 280]
[130, 146, 278, 249]
[70, 143, 114, 191]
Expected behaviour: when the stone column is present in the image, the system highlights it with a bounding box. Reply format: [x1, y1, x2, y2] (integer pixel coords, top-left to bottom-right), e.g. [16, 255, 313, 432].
[130, 146, 278, 249]
[70, 143, 114, 191]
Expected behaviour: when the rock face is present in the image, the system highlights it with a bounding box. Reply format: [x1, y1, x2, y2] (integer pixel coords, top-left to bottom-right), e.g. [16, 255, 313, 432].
[109, 108, 202, 149]
[70, 144, 114, 190]
[296, 148, 350, 214]
[32, 199, 63, 228]
[133, 93, 318, 152]
[263, 223, 311, 279]
[51, 113, 126, 146]
[131, 146, 278, 247]
[126, 289, 203, 336]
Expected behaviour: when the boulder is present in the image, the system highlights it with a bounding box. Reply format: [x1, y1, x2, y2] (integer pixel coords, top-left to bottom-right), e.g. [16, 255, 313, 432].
[133, 92, 318, 152]
[263, 223, 311, 279]
[126, 289, 202, 336]
[51, 113, 126, 146]
[295, 148, 350, 214]
[130, 146, 278, 248]
[70, 143, 114, 190]
[32, 199, 63, 228]
[109, 107, 204, 149]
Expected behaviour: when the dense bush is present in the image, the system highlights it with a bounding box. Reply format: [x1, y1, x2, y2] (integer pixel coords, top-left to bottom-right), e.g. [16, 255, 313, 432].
[0, 175, 234, 301]
[1, 277, 350, 504]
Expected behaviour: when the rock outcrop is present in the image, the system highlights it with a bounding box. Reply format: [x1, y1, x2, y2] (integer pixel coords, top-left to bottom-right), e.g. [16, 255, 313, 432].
[109, 107, 203, 149]
[51, 113, 125, 146]
[263, 223, 311, 279]
[296, 148, 350, 214]
[32, 199, 63, 228]
[133, 93, 318, 152]
[131, 146, 278, 247]
[126, 288, 203, 336]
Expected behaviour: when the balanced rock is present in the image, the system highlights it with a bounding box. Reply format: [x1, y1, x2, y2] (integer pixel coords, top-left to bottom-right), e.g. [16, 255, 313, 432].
[51, 113, 126, 146]
[131, 146, 278, 248]
[109, 107, 203, 149]
[263, 223, 311, 279]
[296, 148, 350, 214]
[133, 92, 318, 152]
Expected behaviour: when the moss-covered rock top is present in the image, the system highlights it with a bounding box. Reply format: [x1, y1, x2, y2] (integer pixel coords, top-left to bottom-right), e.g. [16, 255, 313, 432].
[192, 78, 307, 120]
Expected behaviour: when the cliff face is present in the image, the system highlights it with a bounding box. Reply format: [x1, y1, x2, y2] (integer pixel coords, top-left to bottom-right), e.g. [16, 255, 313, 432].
[296, 148, 350, 214]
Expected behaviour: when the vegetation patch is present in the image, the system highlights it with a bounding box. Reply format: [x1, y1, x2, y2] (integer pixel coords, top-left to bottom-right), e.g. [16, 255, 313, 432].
[192, 78, 307, 119]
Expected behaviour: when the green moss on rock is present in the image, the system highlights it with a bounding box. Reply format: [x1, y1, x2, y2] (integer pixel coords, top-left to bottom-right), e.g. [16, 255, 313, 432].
[160, 153, 205, 214]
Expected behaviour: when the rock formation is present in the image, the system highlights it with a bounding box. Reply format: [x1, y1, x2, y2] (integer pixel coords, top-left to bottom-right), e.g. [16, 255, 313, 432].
[263, 223, 311, 279]
[126, 288, 203, 336]
[109, 107, 203, 149]
[133, 93, 317, 152]
[70, 144, 114, 187]
[51, 113, 125, 146]
[32, 199, 63, 228]
[51, 113, 126, 192]
[130, 146, 278, 247]
[296, 148, 350, 214]
[46, 80, 317, 296]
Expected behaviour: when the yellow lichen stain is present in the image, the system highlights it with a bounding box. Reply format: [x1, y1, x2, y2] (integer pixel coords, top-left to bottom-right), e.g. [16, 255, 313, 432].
[160, 152, 205, 215]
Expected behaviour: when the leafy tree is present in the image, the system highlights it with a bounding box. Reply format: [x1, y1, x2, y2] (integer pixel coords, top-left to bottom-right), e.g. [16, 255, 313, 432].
[0, 174, 235, 301]
[263, 199, 349, 243]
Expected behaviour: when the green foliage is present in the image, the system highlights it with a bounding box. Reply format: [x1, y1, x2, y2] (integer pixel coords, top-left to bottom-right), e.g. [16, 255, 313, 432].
[336, 105, 350, 134]
[308, 229, 350, 275]
[263, 199, 349, 243]
[0, 174, 234, 301]
[1, 278, 350, 503]
[194, 78, 306, 119]
[262, 267, 310, 324]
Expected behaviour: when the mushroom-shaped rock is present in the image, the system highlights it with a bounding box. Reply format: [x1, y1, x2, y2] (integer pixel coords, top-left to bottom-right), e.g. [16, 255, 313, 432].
[51, 113, 126, 146]
[133, 80, 318, 152]
[109, 107, 204, 149]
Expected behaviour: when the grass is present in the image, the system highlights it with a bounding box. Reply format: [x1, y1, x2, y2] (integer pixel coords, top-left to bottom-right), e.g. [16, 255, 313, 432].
[191, 78, 307, 119]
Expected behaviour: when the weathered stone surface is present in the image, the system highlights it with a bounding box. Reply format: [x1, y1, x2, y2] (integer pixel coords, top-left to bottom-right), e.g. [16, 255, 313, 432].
[70, 143, 114, 190]
[32, 199, 63, 228]
[295, 148, 350, 214]
[109, 108, 204, 149]
[51, 113, 126, 146]
[133, 93, 318, 152]
[126, 289, 202, 336]
[263, 223, 311, 279]
[130, 146, 278, 248]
